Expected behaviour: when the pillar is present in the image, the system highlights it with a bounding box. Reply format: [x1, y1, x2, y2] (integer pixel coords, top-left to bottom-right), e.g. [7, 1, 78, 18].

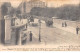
[4, 15, 11, 44]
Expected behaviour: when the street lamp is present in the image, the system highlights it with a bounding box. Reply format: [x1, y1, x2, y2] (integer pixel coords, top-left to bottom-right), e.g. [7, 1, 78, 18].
[38, 19, 41, 42]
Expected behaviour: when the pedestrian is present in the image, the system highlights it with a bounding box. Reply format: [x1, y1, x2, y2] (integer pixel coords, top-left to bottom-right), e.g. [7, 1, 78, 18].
[65, 22, 67, 27]
[29, 31, 33, 41]
[62, 22, 64, 27]
[76, 26, 79, 35]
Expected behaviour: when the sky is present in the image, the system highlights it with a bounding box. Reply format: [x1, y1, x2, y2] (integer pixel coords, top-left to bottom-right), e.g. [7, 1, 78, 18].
[46, 0, 80, 7]
[0, 0, 80, 8]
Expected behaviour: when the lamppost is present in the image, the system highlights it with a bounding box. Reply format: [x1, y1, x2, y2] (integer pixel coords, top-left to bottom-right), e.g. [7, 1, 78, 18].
[38, 19, 41, 42]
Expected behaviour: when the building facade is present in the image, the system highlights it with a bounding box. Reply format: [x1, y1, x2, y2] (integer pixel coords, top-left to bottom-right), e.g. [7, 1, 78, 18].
[18, 0, 46, 13]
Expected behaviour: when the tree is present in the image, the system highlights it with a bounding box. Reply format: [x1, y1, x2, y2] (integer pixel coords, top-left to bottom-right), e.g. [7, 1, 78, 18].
[1, 2, 11, 17]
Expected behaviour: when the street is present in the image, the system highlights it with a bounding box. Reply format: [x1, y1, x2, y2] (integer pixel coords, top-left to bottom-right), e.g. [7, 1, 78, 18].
[27, 23, 80, 45]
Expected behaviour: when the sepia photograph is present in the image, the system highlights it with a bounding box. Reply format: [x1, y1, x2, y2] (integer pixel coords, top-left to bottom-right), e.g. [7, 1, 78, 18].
[0, 0, 80, 51]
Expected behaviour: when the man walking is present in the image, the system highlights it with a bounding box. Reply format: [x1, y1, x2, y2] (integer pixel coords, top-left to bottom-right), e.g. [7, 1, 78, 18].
[76, 26, 79, 35]
[62, 22, 64, 27]
[65, 22, 67, 27]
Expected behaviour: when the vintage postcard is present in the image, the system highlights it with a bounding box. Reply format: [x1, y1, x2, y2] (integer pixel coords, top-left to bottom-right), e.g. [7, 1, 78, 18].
[0, 0, 80, 51]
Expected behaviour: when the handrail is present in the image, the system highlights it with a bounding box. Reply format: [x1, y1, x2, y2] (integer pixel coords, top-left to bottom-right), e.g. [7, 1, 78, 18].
[11, 24, 26, 29]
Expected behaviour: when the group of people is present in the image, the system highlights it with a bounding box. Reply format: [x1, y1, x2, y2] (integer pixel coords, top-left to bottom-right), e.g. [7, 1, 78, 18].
[62, 22, 67, 27]
[62, 22, 80, 35]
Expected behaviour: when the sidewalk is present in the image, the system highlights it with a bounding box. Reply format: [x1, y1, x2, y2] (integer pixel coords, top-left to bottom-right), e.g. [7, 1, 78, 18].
[53, 23, 76, 35]
[27, 26, 47, 45]
[23, 28, 40, 45]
